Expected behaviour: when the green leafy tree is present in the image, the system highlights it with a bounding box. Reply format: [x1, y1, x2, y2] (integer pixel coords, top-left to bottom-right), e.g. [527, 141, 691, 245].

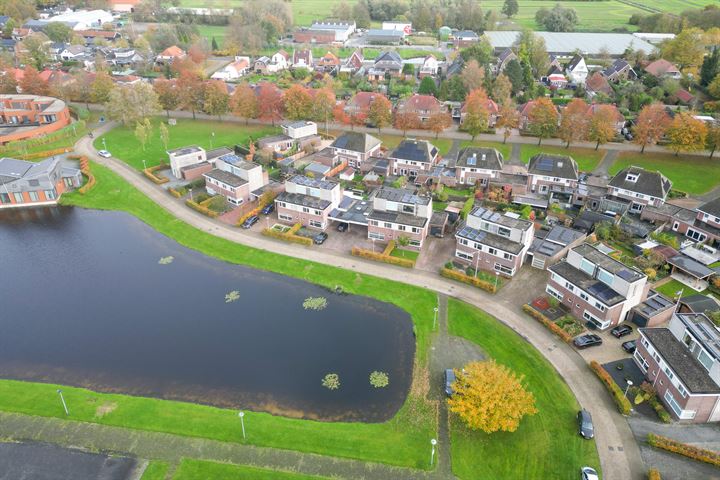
[700, 47, 719, 87]
[418, 76, 437, 96]
[535, 4, 579, 32]
[504, 59, 524, 94]
[211, 37, 219, 51]
[202, 81, 230, 120]
[460, 39, 493, 67]
[134, 118, 152, 151]
[45, 22, 73, 43]
[159, 122, 170, 151]
[502, 0, 519, 18]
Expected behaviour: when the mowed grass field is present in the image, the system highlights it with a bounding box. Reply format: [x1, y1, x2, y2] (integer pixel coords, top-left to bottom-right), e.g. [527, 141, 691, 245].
[627, 0, 719, 14]
[174, 460, 329, 479]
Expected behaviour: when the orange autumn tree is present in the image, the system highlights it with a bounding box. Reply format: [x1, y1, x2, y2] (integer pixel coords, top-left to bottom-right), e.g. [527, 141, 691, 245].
[558, 98, 589, 148]
[527, 97, 559, 145]
[427, 111, 452, 138]
[666, 111, 708, 155]
[588, 104, 620, 150]
[448, 360, 538, 433]
[284, 84, 312, 120]
[462, 88, 490, 141]
[633, 102, 670, 153]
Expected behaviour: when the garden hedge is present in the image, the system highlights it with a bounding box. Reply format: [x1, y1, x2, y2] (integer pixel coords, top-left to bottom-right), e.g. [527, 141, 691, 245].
[143, 164, 169, 185]
[16, 148, 71, 160]
[76, 156, 96, 195]
[351, 246, 415, 268]
[262, 226, 313, 246]
[589, 361, 632, 415]
[521, 304, 573, 343]
[185, 199, 219, 218]
[440, 268, 496, 293]
[647, 434, 720, 467]
[647, 469, 661, 480]
[383, 240, 396, 256]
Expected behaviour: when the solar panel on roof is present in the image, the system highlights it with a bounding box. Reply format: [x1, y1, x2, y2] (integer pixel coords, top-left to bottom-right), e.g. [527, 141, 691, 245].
[617, 269, 636, 281]
[588, 283, 619, 303]
[537, 158, 554, 171]
[467, 156, 476, 166]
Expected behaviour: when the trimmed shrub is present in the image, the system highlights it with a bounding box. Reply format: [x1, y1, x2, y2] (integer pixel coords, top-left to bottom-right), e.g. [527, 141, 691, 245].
[186, 199, 219, 218]
[16, 148, 71, 160]
[168, 188, 182, 198]
[440, 267, 496, 293]
[383, 240, 396, 256]
[460, 196, 475, 220]
[351, 246, 415, 268]
[589, 361, 632, 415]
[647, 469, 661, 480]
[0, 120, 86, 155]
[262, 227, 313, 246]
[287, 223, 302, 235]
[76, 156, 95, 195]
[522, 304, 573, 343]
[647, 434, 720, 467]
[236, 191, 276, 227]
[143, 164, 169, 185]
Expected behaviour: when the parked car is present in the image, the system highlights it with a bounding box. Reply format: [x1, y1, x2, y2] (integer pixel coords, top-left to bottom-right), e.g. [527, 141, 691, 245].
[97, 150, 112, 158]
[261, 203, 274, 215]
[337, 222, 349, 232]
[622, 340, 637, 354]
[611, 324, 633, 338]
[242, 215, 259, 229]
[444, 368, 456, 396]
[313, 232, 329, 245]
[573, 334, 603, 349]
[581, 466, 599, 480]
[577, 409, 594, 439]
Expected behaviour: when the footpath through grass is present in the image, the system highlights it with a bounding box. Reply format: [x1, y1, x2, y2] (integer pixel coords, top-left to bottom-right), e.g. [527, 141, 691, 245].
[520, 144, 605, 172]
[174, 459, 329, 480]
[7, 160, 436, 470]
[447, 299, 601, 480]
[609, 152, 720, 195]
[94, 118, 278, 171]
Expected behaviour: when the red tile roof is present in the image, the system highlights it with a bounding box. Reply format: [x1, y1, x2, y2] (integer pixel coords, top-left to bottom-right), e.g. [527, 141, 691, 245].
[585, 72, 613, 96]
[160, 45, 185, 58]
[644, 59, 680, 77]
[347, 91, 387, 110]
[397, 94, 442, 113]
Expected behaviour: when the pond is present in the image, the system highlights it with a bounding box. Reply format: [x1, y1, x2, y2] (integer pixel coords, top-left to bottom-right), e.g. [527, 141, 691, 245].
[0, 207, 415, 422]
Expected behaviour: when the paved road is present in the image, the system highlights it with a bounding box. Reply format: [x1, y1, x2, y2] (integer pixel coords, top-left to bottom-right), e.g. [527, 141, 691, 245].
[73, 125, 646, 479]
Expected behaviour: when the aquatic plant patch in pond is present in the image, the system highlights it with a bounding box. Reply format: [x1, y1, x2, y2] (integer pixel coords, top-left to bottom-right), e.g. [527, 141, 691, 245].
[370, 371, 389, 388]
[303, 296, 327, 310]
[158, 256, 174, 265]
[225, 290, 240, 303]
[322, 373, 340, 390]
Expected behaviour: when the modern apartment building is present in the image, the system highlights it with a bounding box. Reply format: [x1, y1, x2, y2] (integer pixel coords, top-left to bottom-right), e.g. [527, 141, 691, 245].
[0, 94, 71, 144]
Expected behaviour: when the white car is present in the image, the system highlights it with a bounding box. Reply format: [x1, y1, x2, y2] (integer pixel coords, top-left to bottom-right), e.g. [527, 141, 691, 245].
[581, 466, 599, 480]
[97, 150, 112, 158]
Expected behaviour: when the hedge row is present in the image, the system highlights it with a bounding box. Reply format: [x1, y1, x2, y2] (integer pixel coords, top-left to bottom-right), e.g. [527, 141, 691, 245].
[237, 193, 277, 227]
[0, 120, 85, 153]
[262, 225, 313, 246]
[185, 199, 219, 218]
[143, 164, 169, 184]
[648, 469, 661, 480]
[522, 304, 573, 343]
[383, 240, 396, 256]
[17, 148, 71, 160]
[352, 246, 415, 268]
[589, 360, 632, 415]
[648, 395, 672, 423]
[440, 268, 496, 293]
[77, 156, 95, 195]
[647, 433, 720, 467]
[168, 188, 182, 198]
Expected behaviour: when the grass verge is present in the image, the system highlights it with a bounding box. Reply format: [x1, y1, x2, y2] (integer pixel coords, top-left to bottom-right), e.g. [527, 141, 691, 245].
[520, 144, 605, 172]
[174, 459, 329, 479]
[140, 461, 169, 480]
[447, 299, 601, 480]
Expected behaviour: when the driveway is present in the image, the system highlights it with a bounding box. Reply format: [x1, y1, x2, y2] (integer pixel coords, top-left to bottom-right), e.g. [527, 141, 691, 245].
[416, 235, 455, 273]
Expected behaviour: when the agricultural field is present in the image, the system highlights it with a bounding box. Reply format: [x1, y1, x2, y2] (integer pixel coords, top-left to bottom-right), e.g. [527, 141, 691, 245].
[196, 25, 228, 48]
[624, 0, 719, 15]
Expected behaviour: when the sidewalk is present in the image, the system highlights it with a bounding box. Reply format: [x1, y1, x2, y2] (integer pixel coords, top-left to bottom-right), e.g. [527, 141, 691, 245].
[74, 128, 646, 480]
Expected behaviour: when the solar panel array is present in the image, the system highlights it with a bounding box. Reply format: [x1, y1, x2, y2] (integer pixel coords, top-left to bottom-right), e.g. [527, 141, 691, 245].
[587, 282, 620, 303]
[457, 224, 488, 243]
[536, 157, 555, 172]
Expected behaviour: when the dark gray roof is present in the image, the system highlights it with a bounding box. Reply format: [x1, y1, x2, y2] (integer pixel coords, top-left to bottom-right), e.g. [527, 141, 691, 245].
[566, 54, 584, 72]
[497, 48, 515, 62]
[331, 132, 381, 153]
[207, 147, 233, 160]
[668, 255, 715, 279]
[698, 197, 720, 218]
[641, 328, 720, 394]
[545, 225, 585, 246]
[528, 154, 578, 180]
[276, 191, 331, 210]
[455, 147, 503, 170]
[203, 169, 247, 188]
[633, 291, 674, 318]
[675, 313, 720, 361]
[549, 261, 626, 306]
[374, 187, 431, 205]
[680, 294, 720, 314]
[456, 224, 526, 254]
[373, 50, 402, 64]
[602, 58, 632, 77]
[0, 157, 33, 183]
[368, 210, 427, 228]
[389, 139, 439, 163]
[572, 243, 645, 282]
[289, 174, 339, 190]
[168, 145, 202, 156]
[608, 166, 671, 199]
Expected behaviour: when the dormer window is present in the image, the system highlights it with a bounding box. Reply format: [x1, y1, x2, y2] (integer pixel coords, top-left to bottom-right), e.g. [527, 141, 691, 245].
[626, 174, 638, 182]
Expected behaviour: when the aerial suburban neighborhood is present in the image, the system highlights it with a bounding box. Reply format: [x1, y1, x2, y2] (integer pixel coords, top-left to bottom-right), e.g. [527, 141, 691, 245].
[1, 0, 720, 479]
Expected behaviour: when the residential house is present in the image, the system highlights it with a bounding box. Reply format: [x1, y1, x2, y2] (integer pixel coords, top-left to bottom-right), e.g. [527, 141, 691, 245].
[460, 97, 499, 127]
[367, 187, 433, 249]
[644, 59, 681, 80]
[253, 50, 290, 74]
[547, 243, 648, 329]
[565, 55, 588, 84]
[396, 94, 443, 124]
[0, 156, 82, 208]
[77, 29, 120, 44]
[316, 51, 340, 73]
[585, 72, 614, 98]
[418, 55, 440, 78]
[493, 48, 517, 74]
[259, 121, 319, 153]
[527, 225, 587, 270]
[388, 139, 439, 183]
[455, 206, 534, 277]
[454, 147, 503, 187]
[275, 175, 342, 230]
[329, 132, 380, 169]
[634, 313, 720, 422]
[602, 59, 637, 82]
[59, 44, 88, 62]
[604, 166, 672, 214]
[668, 197, 720, 246]
[548, 73, 568, 88]
[204, 153, 268, 206]
[0, 94, 71, 144]
[518, 99, 559, 130]
[102, 47, 144, 68]
[344, 91, 387, 120]
[628, 290, 675, 327]
[211, 57, 250, 81]
[168, 145, 207, 179]
[339, 49, 364, 75]
[293, 27, 335, 44]
[367, 51, 402, 81]
[526, 154, 579, 201]
[156, 45, 186, 64]
[296, 21, 355, 43]
[453, 30, 479, 48]
[292, 49, 313, 70]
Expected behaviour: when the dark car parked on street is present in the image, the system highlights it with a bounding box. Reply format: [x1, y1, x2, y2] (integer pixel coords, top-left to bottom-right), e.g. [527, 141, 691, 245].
[611, 324, 633, 338]
[577, 409, 594, 439]
[313, 232, 329, 245]
[261, 203, 274, 215]
[573, 334, 603, 349]
[241, 215, 259, 229]
[444, 368, 456, 396]
[622, 340, 637, 354]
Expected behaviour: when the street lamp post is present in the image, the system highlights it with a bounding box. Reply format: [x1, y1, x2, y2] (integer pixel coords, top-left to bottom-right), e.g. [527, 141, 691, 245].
[57, 389, 69, 416]
[494, 271, 500, 289]
[210, 131, 215, 150]
[474, 253, 479, 278]
[238, 411, 246, 440]
[430, 438, 437, 466]
[142, 159, 147, 171]
[624, 380, 633, 398]
[371, 238, 375, 252]
[189, 187, 193, 201]
[433, 307, 438, 331]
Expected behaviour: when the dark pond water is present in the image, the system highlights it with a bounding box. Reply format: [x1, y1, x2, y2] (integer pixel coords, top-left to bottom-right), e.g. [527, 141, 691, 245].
[0, 207, 415, 422]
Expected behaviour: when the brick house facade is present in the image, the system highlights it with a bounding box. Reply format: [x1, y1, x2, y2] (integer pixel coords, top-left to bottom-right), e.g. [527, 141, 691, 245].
[275, 175, 342, 230]
[605, 166, 672, 214]
[454, 147, 503, 186]
[0, 94, 71, 144]
[367, 187, 432, 249]
[329, 132, 382, 169]
[388, 139, 439, 183]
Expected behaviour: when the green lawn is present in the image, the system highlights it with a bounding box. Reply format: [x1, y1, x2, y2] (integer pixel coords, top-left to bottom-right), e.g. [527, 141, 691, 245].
[520, 144, 605, 172]
[197, 25, 228, 48]
[625, 0, 717, 14]
[174, 459, 329, 479]
[94, 119, 278, 171]
[608, 152, 720, 195]
[447, 299, 601, 480]
[390, 248, 420, 261]
[0, 113, 100, 158]
[653, 279, 689, 299]
[26, 161, 437, 470]
[140, 462, 169, 480]
[459, 140, 512, 163]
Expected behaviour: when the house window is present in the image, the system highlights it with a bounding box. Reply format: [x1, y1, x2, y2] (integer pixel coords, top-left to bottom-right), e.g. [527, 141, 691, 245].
[456, 250, 473, 261]
[565, 282, 575, 292]
[411, 227, 420, 233]
[302, 207, 310, 213]
[677, 382, 688, 398]
[597, 268, 614, 286]
[697, 349, 713, 372]
[28, 191, 39, 201]
[580, 292, 589, 301]
[279, 213, 293, 221]
[459, 238, 468, 246]
[580, 258, 595, 276]
[309, 220, 323, 228]
[409, 239, 421, 247]
[369, 232, 385, 240]
[495, 263, 513, 275]
[663, 367, 674, 381]
[634, 350, 649, 372]
[663, 390, 682, 417]
[583, 310, 606, 329]
[12, 192, 23, 203]
[503, 253, 514, 260]
[398, 225, 406, 231]
[0, 193, 9, 204]
[686, 228, 707, 242]
[546, 285, 563, 300]
[497, 227, 511, 238]
[594, 301, 606, 312]
[487, 247, 497, 256]
[278, 201, 286, 208]
[384, 222, 392, 228]
[402, 204, 415, 214]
